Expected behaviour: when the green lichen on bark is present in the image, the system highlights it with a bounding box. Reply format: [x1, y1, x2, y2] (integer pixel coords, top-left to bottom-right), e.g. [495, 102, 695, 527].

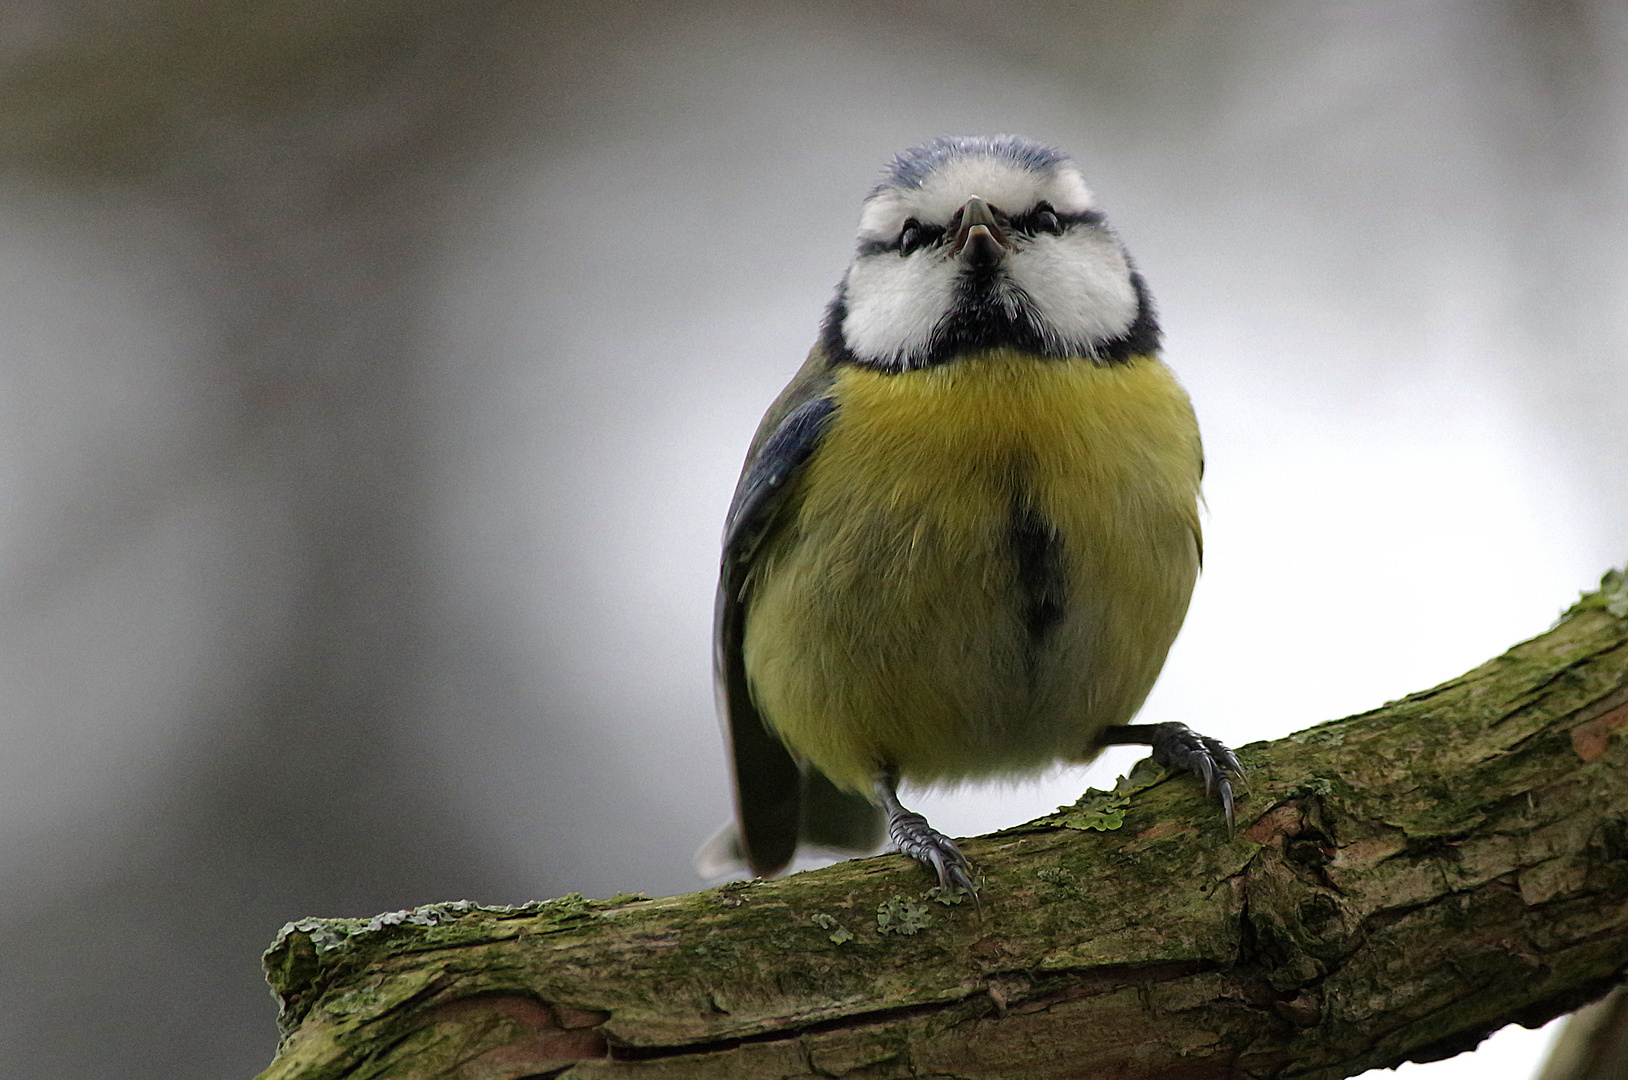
[874, 896, 935, 935]
[258, 569, 1628, 1080]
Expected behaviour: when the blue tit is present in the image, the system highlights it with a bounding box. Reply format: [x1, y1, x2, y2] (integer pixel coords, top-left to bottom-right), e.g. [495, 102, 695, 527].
[699, 135, 1241, 893]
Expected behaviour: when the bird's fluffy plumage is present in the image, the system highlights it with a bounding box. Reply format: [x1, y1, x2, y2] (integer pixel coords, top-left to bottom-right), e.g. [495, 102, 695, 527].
[707, 135, 1233, 885]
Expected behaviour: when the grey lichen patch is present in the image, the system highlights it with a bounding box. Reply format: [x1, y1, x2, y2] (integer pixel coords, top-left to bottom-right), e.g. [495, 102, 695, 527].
[876, 897, 934, 935]
[268, 897, 586, 962]
[926, 885, 970, 906]
[811, 913, 855, 944]
[264, 895, 611, 1031]
[272, 900, 521, 955]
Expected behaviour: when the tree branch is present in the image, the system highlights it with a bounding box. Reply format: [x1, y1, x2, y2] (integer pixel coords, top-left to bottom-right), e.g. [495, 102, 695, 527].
[256, 571, 1628, 1080]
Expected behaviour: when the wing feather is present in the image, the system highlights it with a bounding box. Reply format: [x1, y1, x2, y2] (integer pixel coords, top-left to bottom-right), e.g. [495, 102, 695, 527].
[714, 361, 839, 876]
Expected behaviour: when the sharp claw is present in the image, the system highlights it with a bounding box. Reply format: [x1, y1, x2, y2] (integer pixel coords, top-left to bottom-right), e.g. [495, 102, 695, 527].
[883, 794, 978, 897]
[1141, 722, 1244, 826]
[1196, 753, 1215, 794]
[921, 841, 975, 896]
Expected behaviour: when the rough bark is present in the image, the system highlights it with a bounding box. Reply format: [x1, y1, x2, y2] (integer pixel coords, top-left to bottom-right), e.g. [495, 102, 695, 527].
[257, 571, 1628, 1080]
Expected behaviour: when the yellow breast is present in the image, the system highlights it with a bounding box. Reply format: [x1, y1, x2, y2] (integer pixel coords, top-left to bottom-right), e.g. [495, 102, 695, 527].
[743, 349, 1202, 792]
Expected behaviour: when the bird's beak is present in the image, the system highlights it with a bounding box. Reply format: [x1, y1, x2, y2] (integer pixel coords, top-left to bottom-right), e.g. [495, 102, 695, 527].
[950, 195, 1013, 266]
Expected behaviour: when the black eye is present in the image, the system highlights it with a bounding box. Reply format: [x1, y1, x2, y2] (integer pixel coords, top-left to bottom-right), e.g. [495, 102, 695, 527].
[1033, 201, 1062, 235]
[899, 217, 924, 255]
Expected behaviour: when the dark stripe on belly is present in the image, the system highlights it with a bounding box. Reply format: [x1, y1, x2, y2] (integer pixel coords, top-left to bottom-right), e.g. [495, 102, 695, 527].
[1010, 500, 1066, 640]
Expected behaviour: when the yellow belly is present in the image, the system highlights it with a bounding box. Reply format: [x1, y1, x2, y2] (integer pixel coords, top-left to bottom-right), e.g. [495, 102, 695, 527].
[742, 349, 1202, 793]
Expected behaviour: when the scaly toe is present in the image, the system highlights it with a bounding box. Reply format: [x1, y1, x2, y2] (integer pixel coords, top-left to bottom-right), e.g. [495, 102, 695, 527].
[1148, 721, 1244, 824]
[889, 809, 976, 894]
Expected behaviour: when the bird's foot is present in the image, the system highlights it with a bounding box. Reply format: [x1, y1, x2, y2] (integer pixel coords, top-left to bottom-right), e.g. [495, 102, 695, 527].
[889, 807, 977, 893]
[1148, 721, 1242, 825]
[1105, 721, 1243, 826]
[876, 782, 977, 895]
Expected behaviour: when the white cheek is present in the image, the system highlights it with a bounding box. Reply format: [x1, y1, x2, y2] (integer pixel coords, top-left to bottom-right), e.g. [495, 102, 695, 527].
[1008, 231, 1138, 346]
[841, 254, 957, 364]
[857, 194, 908, 242]
[1044, 168, 1097, 215]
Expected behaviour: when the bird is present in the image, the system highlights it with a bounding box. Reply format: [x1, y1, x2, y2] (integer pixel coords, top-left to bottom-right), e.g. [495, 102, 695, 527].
[700, 135, 1241, 894]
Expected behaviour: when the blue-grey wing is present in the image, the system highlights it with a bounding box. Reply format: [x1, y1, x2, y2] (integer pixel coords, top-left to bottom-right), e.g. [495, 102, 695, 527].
[713, 391, 838, 876]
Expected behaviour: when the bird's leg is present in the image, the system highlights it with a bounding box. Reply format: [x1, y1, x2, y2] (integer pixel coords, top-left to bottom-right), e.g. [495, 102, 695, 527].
[876, 775, 977, 895]
[1100, 722, 1244, 826]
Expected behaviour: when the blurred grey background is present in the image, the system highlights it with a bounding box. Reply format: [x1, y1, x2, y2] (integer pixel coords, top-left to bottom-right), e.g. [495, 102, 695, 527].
[0, 2, 1623, 1078]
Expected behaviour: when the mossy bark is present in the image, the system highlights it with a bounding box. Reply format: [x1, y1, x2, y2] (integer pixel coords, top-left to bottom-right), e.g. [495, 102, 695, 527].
[257, 572, 1628, 1080]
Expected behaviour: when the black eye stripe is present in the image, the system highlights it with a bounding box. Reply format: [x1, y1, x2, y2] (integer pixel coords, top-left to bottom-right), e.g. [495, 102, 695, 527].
[854, 207, 1100, 256]
[857, 221, 946, 257]
[1056, 209, 1104, 227]
[1006, 203, 1103, 235]
[1005, 206, 1048, 234]
[900, 219, 944, 256]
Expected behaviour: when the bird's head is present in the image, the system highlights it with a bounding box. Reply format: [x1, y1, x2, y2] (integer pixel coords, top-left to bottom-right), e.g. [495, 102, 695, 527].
[825, 135, 1158, 372]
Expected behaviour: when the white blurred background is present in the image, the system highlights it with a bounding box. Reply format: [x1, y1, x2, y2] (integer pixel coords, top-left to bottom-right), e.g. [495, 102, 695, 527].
[0, 2, 1623, 1077]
